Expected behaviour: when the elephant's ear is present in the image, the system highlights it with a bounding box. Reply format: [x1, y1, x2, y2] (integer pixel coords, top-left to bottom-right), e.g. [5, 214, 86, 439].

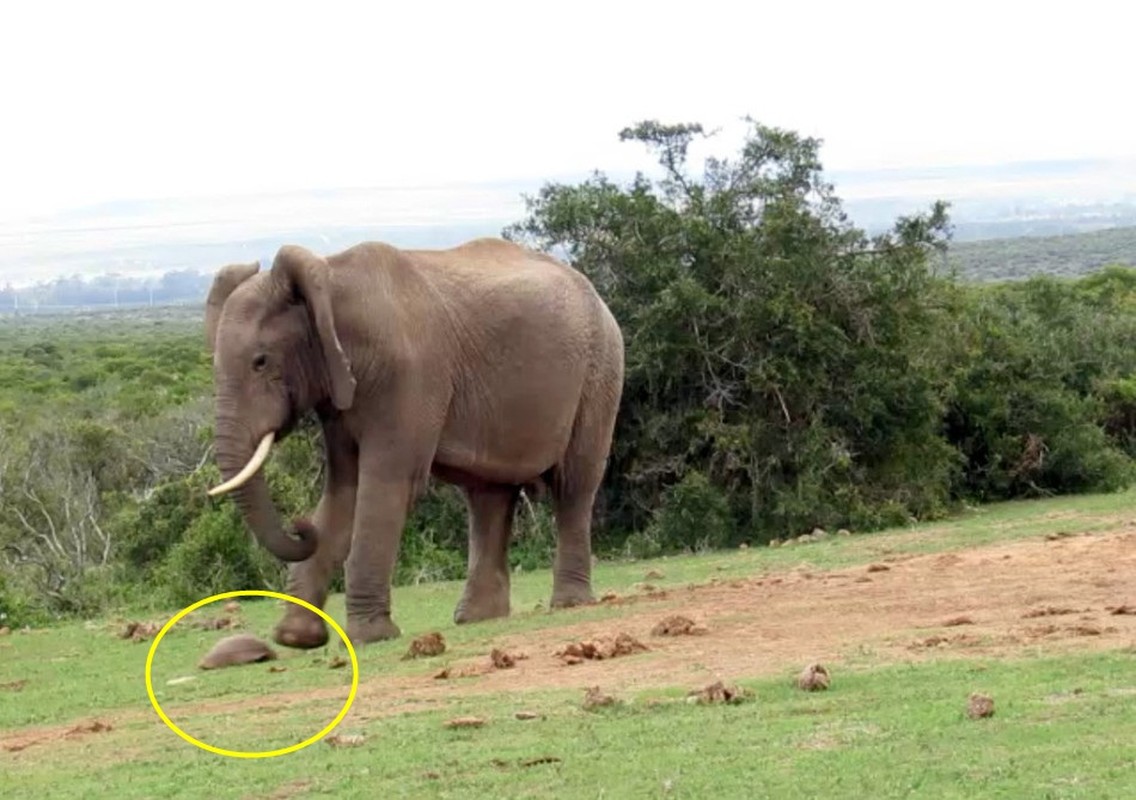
[271, 245, 357, 411]
[205, 262, 260, 354]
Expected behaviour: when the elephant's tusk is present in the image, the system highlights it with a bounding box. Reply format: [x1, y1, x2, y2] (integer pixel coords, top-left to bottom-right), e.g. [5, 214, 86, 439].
[207, 432, 276, 497]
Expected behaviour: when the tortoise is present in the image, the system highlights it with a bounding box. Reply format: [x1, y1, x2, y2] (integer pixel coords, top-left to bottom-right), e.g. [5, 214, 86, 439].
[198, 633, 279, 670]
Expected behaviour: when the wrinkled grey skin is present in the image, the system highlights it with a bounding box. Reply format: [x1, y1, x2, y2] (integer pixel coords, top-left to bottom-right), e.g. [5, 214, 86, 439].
[204, 237, 624, 649]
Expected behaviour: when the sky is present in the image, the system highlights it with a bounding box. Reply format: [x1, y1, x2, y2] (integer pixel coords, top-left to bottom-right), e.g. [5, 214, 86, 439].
[0, 0, 1132, 289]
[1, 0, 1131, 222]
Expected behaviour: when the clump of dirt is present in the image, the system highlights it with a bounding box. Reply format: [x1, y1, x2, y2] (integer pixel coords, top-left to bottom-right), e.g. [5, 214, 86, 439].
[1045, 531, 1075, 541]
[1, 679, 28, 692]
[854, 577, 873, 584]
[444, 716, 486, 729]
[433, 663, 491, 680]
[327, 655, 348, 669]
[403, 632, 446, 660]
[967, 693, 995, 719]
[190, 616, 240, 632]
[644, 569, 666, 580]
[268, 665, 288, 673]
[1107, 604, 1136, 615]
[324, 733, 365, 747]
[199, 634, 278, 670]
[65, 720, 112, 737]
[866, 564, 891, 573]
[913, 635, 951, 648]
[520, 756, 562, 767]
[797, 663, 830, 691]
[514, 711, 542, 720]
[223, 601, 241, 614]
[687, 680, 753, 705]
[555, 633, 649, 664]
[651, 615, 708, 637]
[943, 615, 976, 627]
[599, 592, 620, 603]
[1021, 606, 1079, 619]
[119, 621, 160, 641]
[582, 686, 619, 710]
[490, 648, 527, 669]
[1069, 624, 1114, 637]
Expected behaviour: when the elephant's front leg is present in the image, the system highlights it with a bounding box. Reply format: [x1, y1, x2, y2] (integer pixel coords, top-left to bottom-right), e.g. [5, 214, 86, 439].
[273, 421, 357, 649]
[454, 484, 518, 624]
[343, 450, 425, 646]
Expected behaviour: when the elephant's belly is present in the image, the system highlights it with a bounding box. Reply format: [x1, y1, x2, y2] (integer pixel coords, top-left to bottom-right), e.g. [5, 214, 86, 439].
[433, 383, 581, 485]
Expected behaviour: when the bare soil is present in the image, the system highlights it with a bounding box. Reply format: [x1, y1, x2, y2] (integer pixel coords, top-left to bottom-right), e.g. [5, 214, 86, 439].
[4, 526, 1136, 755]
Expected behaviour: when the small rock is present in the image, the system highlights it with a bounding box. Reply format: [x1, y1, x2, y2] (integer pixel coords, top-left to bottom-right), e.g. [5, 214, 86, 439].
[811, 528, 828, 540]
[738, 543, 749, 550]
[837, 528, 852, 537]
[768, 539, 782, 548]
[797, 663, 830, 691]
[967, 693, 995, 719]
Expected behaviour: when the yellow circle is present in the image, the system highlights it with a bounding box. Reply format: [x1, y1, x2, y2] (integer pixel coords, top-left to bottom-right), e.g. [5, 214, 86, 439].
[144, 589, 359, 758]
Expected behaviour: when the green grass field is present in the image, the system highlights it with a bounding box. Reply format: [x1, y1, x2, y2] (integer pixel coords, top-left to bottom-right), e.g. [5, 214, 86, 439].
[3, 489, 1135, 799]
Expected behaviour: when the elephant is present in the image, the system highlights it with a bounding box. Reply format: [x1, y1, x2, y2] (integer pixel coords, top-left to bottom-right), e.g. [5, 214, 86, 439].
[203, 236, 624, 650]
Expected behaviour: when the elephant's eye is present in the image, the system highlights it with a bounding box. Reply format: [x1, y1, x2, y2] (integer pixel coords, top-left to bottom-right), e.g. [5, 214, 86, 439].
[252, 354, 268, 372]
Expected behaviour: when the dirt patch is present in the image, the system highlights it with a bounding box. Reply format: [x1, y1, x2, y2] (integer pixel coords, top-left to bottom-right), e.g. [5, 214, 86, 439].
[8, 524, 1136, 755]
[3, 719, 112, 753]
[1, 679, 28, 692]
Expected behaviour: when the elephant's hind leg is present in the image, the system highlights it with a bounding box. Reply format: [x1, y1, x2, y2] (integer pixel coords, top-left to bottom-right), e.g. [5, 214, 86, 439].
[454, 484, 519, 624]
[549, 367, 621, 610]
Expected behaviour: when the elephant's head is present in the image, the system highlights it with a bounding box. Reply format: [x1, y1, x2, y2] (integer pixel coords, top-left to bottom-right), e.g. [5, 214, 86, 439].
[203, 245, 356, 562]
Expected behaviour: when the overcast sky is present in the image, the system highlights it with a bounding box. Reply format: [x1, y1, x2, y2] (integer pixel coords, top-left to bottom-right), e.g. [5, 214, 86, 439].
[1, 0, 1131, 224]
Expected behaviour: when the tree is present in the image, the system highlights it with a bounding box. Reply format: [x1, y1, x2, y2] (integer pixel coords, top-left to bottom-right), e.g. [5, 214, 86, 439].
[506, 118, 957, 542]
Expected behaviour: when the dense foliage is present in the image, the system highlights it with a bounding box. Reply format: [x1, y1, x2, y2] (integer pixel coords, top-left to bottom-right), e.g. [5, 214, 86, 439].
[3, 119, 1136, 626]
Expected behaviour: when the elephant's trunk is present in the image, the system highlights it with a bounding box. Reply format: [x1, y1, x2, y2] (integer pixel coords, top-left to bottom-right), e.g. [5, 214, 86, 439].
[211, 423, 316, 563]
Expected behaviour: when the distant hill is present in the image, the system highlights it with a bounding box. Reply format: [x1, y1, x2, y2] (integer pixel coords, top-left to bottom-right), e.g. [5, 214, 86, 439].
[945, 226, 1136, 282]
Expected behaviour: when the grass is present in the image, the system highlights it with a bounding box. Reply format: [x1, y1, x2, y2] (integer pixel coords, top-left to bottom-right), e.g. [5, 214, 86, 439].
[2, 487, 1136, 798]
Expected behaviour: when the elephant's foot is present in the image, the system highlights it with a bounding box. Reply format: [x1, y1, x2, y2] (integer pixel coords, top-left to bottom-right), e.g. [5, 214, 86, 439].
[273, 612, 329, 650]
[347, 614, 401, 646]
[550, 582, 596, 610]
[453, 585, 510, 625]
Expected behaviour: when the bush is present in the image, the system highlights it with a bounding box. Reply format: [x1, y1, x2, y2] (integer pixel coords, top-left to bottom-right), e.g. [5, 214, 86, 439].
[153, 507, 285, 608]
